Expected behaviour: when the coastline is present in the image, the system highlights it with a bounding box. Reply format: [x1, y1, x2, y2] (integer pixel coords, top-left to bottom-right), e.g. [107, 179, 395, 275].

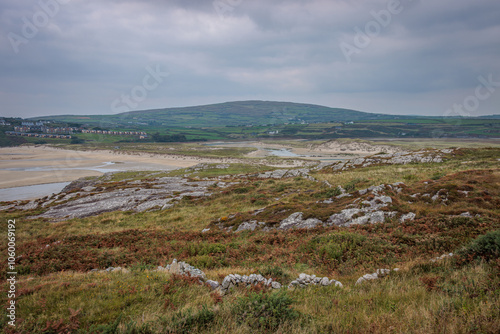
[0, 145, 214, 189]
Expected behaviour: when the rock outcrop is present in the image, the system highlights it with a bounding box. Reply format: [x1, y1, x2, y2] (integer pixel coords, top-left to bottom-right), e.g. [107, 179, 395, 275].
[320, 149, 454, 173]
[30, 176, 217, 220]
[278, 212, 323, 230]
[252, 168, 314, 180]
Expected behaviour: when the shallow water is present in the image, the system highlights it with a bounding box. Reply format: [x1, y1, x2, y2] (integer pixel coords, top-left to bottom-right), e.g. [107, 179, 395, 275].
[0, 182, 71, 202]
[0, 162, 124, 201]
[0, 161, 122, 174]
[265, 148, 300, 157]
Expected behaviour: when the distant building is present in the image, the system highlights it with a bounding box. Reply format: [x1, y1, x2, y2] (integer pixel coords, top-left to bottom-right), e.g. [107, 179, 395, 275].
[81, 128, 147, 138]
[6, 131, 71, 139]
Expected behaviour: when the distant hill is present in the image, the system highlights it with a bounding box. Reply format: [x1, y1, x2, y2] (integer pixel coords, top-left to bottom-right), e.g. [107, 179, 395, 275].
[119, 101, 392, 126]
[32, 100, 398, 127]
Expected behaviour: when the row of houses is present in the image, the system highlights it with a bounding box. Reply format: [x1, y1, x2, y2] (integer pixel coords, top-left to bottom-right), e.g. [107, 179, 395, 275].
[0, 119, 11, 126]
[81, 129, 147, 136]
[6, 131, 72, 139]
[14, 126, 77, 134]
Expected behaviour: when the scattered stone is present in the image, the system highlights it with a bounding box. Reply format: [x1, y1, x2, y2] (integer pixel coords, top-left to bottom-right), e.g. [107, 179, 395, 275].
[430, 253, 454, 262]
[217, 273, 281, 295]
[327, 190, 396, 227]
[164, 259, 206, 280]
[355, 268, 394, 285]
[288, 273, 343, 289]
[206, 280, 220, 290]
[400, 212, 416, 223]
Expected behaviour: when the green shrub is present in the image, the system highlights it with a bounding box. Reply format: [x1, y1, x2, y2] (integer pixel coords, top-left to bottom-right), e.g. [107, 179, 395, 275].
[130, 263, 155, 272]
[87, 314, 122, 333]
[165, 305, 215, 333]
[314, 187, 341, 198]
[403, 174, 418, 182]
[232, 291, 299, 331]
[234, 187, 251, 194]
[312, 231, 367, 263]
[344, 178, 366, 192]
[188, 255, 218, 269]
[259, 265, 291, 282]
[431, 172, 446, 180]
[458, 230, 500, 263]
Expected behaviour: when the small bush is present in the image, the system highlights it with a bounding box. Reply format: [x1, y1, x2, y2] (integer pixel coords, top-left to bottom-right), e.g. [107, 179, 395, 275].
[130, 263, 155, 272]
[188, 255, 218, 269]
[234, 187, 252, 194]
[314, 187, 341, 198]
[87, 314, 122, 334]
[165, 305, 215, 334]
[259, 265, 290, 282]
[403, 174, 418, 182]
[232, 291, 299, 331]
[431, 172, 446, 180]
[344, 178, 366, 192]
[458, 230, 500, 263]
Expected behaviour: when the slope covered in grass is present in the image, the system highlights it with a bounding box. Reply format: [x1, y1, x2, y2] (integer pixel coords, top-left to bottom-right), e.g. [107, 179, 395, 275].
[1, 148, 499, 333]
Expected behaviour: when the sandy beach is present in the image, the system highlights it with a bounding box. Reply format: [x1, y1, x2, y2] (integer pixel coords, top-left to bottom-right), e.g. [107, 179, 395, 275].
[0, 145, 214, 189]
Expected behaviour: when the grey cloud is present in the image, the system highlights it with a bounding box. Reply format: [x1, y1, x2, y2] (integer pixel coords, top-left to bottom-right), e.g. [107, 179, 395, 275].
[0, 0, 499, 117]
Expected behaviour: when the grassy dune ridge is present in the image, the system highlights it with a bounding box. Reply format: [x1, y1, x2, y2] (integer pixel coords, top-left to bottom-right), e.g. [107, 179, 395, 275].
[1, 147, 499, 333]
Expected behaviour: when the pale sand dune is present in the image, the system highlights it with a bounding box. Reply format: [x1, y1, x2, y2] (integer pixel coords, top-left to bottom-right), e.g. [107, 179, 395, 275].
[0, 146, 213, 189]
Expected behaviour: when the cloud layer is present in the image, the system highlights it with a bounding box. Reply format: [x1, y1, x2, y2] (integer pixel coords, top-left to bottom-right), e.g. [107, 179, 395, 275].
[1, 0, 499, 117]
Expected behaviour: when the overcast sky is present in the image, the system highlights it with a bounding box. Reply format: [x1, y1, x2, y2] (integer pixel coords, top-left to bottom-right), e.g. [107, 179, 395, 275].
[1, 0, 499, 118]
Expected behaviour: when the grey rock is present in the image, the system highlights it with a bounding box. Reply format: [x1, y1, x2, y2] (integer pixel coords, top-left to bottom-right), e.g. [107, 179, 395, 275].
[206, 280, 220, 290]
[271, 281, 281, 289]
[236, 221, 258, 232]
[320, 277, 330, 286]
[221, 277, 231, 289]
[15, 201, 38, 210]
[0, 204, 15, 211]
[31, 176, 217, 220]
[400, 212, 416, 223]
[278, 212, 322, 230]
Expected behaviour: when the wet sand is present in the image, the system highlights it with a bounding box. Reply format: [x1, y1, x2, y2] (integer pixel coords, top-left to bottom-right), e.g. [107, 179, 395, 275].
[0, 146, 212, 189]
